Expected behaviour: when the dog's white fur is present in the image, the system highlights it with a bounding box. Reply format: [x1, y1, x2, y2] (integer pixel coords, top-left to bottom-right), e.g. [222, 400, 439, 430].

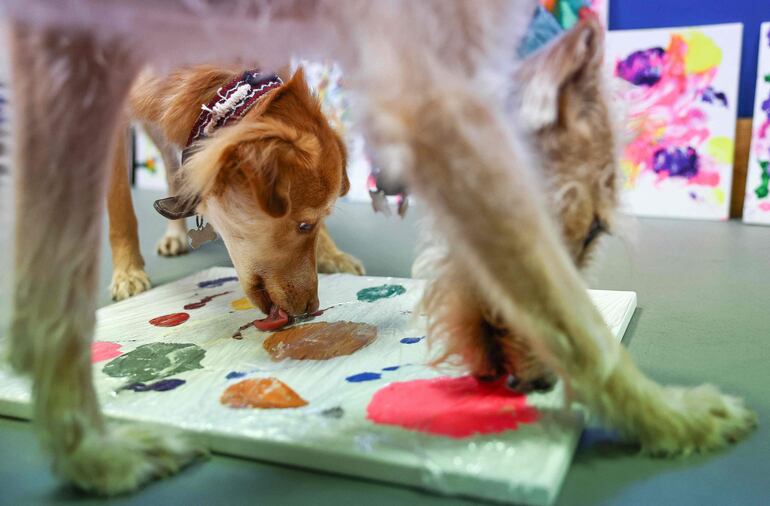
[3, 0, 756, 495]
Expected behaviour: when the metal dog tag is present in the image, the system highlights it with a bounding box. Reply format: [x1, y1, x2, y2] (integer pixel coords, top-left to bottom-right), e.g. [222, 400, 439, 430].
[188, 221, 217, 249]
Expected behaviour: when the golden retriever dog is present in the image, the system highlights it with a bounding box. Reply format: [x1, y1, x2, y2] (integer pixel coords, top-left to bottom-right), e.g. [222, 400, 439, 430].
[108, 65, 364, 318]
[3, 0, 756, 496]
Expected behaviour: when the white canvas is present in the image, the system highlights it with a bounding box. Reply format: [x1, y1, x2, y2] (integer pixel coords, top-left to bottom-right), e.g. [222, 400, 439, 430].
[742, 22, 770, 225]
[606, 23, 743, 220]
[0, 268, 636, 505]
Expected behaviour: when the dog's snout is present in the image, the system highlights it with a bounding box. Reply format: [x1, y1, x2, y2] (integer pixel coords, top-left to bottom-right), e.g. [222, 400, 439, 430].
[305, 296, 320, 315]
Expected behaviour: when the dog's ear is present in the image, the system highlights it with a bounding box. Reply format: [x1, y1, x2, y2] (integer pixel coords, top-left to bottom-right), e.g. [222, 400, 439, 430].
[182, 119, 320, 217]
[334, 133, 350, 197]
[517, 16, 604, 132]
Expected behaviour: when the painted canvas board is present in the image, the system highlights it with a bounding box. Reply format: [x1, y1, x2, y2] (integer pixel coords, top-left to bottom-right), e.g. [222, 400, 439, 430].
[606, 23, 743, 220]
[742, 22, 770, 225]
[0, 268, 636, 505]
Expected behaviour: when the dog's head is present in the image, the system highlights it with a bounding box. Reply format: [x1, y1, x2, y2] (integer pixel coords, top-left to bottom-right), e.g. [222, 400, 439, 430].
[181, 69, 349, 317]
[516, 16, 619, 268]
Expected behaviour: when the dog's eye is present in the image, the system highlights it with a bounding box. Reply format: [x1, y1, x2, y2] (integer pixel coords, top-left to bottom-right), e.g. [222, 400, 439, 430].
[298, 222, 315, 233]
[583, 217, 605, 249]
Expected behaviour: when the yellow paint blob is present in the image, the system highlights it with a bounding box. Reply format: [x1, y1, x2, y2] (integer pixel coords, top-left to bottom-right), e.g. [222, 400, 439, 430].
[230, 297, 255, 311]
[682, 31, 722, 74]
[713, 188, 725, 204]
[707, 136, 734, 165]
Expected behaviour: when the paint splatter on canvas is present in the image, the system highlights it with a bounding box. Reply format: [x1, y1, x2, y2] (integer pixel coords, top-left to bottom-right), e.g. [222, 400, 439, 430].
[743, 22, 770, 225]
[367, 376, 539, 438]
[0, 268, 637, 506]
[606, 24, 742, 220]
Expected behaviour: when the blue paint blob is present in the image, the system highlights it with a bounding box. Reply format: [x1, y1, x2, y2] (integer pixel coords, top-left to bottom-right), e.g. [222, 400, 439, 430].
[381, 366, 400, 371]
[345, 372, 382, 383]
[226, 371, 247, 380]
[198, 276, 238, 288]
[125, 378, 186, 392]
[701, 86, 728, 107]
[652, 146, 699, 178]
[400, 336, 425, 345]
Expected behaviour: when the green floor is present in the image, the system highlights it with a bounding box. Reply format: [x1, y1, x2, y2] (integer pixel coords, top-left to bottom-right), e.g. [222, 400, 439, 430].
[1, 190, 767, 505]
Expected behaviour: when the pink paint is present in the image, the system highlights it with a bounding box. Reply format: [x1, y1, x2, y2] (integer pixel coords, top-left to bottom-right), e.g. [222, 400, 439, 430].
[366, 376, 539, 438]
[91, 341, 122, 363]
[149, 312, 190, 327]
[759, 202, 770, 212]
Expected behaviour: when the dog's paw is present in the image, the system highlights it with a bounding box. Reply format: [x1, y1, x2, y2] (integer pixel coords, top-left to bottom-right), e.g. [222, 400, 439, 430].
[506, 371, 558, 394]
[61, 424, 207, 496]
[156, 231, 189, 257]
[640, 384, 757, 457]
[110, 268, 151, 301]
[318, 252, 365, 275]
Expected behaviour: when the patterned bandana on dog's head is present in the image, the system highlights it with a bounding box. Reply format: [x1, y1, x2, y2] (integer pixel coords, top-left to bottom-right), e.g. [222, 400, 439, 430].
[181, 70, 283, 165]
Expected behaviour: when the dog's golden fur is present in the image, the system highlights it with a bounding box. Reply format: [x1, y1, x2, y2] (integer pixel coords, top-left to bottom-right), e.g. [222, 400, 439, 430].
[4, 0, 756, 496]
[108, 65, 364, 314]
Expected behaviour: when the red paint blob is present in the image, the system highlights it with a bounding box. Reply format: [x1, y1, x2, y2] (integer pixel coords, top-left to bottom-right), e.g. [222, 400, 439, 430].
[149, 312, 190, 327]
[366, 376, 539, 438]
[183, 291, 231, 310]
[91, 341, 122, 363]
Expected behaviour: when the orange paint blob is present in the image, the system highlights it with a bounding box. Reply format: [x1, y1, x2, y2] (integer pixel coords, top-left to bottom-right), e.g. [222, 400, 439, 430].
[263, 321, 377, 361]
[220, 378, 308, 409]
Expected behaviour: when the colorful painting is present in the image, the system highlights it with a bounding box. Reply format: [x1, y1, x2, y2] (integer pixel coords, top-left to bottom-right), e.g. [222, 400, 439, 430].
[132, 124, 169, 191]
[0, 268, 636, 505]
[539, 0, 608, 29]
[606, 24, 743, 220]
[743, 22, 770, 225]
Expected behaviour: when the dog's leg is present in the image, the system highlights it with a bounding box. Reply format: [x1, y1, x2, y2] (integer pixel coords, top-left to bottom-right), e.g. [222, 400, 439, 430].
[364, 78, 755, 455]
[9, 23, 203, 494]
[107, 122, 152, 301]
[144, 124, 189, 257]
[316, 224, 365, 275]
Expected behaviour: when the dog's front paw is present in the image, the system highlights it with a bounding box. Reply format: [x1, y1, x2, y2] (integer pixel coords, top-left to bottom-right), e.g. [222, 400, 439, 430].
[61, 424, 207, 496]
[156, 231, 189, 257]
[318, 252, 365, 275]
[640, 384, 757, 457]
[110, 268, 151, 301]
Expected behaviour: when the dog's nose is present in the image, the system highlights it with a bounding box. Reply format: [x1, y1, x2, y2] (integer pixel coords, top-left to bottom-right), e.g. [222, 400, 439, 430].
[305, 296, 319, 314]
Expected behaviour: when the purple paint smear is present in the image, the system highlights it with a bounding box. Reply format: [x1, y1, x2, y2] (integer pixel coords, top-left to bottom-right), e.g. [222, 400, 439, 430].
[653, 146, 700, 178]
[701, 87, 728, 107]
[399, 336, 425, 345]
[616, 47, 665, 87]
[125, 378, 186, 392]
[198, 276, 238, 288]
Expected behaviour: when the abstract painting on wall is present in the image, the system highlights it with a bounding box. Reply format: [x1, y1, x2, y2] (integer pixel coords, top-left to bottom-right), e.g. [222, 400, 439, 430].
[539, 0, 608, 29]
[132, 125, 169, 191]
[0, 268, 636, 505]
[606, 23, 743, 220]
[742, 22, 770, 225]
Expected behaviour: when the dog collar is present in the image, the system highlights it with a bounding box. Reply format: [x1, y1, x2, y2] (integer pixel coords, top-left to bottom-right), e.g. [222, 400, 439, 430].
[181, 70, 283, 165]
[155, 70, 283, 221]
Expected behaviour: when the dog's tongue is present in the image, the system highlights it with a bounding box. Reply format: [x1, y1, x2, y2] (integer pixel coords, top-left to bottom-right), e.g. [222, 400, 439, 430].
[253, 306, 290, 331]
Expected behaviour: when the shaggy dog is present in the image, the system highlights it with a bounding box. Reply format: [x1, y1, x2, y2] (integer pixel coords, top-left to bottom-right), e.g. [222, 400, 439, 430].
[2, 0, 756, 495]
[108, 65, 364, 320]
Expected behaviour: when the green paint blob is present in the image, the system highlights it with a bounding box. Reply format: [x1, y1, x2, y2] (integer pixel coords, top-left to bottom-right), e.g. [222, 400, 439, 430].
[764, 73, 770, 83]
[103, 342, 205, 383]
[356, 284, 406, 302]
[755, 160, 770, 199]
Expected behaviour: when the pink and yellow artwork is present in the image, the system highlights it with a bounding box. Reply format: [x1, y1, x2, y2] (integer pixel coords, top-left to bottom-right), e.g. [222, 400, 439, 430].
[606, 24, 743, 220]
[743, 22, 770, 225]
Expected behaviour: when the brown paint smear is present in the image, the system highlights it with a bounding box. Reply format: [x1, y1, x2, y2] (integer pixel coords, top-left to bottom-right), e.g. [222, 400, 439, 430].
[263, 321, 378, 361]
[220, 378, 307, 409]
